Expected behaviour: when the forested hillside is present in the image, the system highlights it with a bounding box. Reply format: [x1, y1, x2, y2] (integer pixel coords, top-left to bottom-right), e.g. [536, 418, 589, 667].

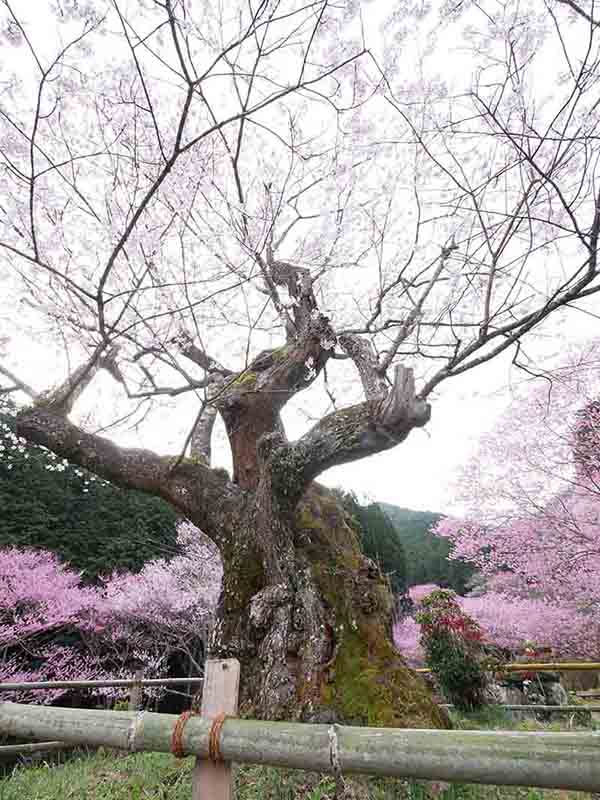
[336, 492, 408, 595]
[379, 504, 475, 594]
[0, 404, 179, 580]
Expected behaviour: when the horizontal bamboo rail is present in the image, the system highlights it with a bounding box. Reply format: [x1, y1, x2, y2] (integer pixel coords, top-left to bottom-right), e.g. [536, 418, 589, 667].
[1, 702, 599, 792]
[441, 704, 600, 712]
[415, 662, 600, 674]
[0, 675, 205, 762]
[0, 677, 203, 691]
[0, 741, 72, 757]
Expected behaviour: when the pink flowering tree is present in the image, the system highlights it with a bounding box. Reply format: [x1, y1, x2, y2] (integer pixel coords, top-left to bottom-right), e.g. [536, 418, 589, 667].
[394, 584, 595, 664]
[433, 344, 600, 653]
[408, 584, 442, 605]
[392, 616, 423, 667]
[0, 547, 115, 702]
[460, 594, 593, 659]
[0, 521, 221, 704]
[2, 0, 600, 726]
[393, 584, 442, 665]
[97, 521, 221, 680]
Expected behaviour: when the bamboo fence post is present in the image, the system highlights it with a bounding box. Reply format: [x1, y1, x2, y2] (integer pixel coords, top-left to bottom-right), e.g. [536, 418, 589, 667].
[128, 670, 144, 712]
[191, 658, 240, 800]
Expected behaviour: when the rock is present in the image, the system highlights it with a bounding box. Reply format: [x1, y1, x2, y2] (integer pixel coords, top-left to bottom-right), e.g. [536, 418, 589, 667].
[484, 682, 526, 718]
[549, 682, 569, 706]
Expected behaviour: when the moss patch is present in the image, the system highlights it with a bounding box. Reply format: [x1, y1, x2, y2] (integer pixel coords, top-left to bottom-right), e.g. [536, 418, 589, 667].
[219, 524, 265, 614]
[296, 484, 451, 730]
[271, 345, 290, 361]
[233, 371, 258, 389]
[323, 623, 450, 729]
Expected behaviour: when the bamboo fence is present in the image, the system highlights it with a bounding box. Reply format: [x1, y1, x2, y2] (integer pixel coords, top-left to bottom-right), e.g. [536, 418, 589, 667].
[0, 741, 71, 757]
[3, 660, 600, 795]
[1, 700, 599, 792]
[441, 704, 600, 712]
[0, 677, 203, 691]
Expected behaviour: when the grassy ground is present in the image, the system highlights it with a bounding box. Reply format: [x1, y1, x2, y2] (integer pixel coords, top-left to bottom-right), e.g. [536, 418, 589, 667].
[0, 711, 595, 800]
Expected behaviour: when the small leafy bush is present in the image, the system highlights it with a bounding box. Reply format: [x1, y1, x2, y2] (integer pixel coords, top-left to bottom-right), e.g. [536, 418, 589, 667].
[416, 589, 487, 711]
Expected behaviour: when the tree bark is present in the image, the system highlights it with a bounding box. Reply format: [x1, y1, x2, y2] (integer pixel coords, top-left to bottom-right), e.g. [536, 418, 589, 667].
[208, 481, 448, 728]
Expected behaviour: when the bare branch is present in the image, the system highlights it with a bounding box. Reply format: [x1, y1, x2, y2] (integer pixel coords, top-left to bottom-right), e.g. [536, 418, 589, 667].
[0, 365, 37, 399]
[556, 0, 600, 27]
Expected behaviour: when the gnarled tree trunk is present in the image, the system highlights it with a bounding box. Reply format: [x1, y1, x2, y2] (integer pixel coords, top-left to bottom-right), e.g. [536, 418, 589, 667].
[14, 277, 448, 729]
[211, 478, 447, 728]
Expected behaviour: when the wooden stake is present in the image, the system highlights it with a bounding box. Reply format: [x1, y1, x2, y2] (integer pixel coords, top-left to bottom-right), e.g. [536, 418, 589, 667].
[128, 670, 143, 712]
[192, 659, 240, 800]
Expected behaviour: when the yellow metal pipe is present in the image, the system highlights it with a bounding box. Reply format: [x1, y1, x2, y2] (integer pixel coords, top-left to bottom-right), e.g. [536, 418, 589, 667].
[415, 662, 600, 674]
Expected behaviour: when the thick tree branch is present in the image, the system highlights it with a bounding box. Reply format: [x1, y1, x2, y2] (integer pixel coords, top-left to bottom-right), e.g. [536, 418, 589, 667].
[218, 312, 336, 415]
[15, 407, 243, 546]
[190, 402, 218, 463]
[255, 242, 318, 340]
[9, 350, 244, 545]
[189, 375, 227, 464]
[270, 365, 430, 502]
[171, 329, 233, 375]
[37, 347, 119, 416]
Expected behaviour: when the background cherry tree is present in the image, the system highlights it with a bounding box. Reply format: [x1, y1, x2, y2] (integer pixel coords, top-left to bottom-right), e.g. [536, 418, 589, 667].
[0, 521, 219, 704]
[390, 341, 600, 664]
[437, 339, 600, 610]
[393, 583, 596, 666]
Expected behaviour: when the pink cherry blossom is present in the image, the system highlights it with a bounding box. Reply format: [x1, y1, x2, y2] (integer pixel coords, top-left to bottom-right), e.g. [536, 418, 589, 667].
[0, 521, 222, 703]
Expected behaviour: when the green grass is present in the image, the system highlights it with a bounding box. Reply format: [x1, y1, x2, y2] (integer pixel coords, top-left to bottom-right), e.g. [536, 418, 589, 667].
[0, 747, 592, 800]
[449, 705, 598, 733]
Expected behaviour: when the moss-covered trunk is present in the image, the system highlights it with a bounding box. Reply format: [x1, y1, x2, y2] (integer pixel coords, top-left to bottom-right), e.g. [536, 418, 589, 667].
[208, 482, 449, 729]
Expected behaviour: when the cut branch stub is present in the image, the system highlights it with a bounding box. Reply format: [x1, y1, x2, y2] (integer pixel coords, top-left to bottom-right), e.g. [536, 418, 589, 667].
[377, 365, 430, 432]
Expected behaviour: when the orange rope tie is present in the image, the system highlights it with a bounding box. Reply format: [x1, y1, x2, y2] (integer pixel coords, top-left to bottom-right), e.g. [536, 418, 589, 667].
[208, 712, 229, 763]
[170, 710, 231, 762]
[170, 710, 198, 759]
